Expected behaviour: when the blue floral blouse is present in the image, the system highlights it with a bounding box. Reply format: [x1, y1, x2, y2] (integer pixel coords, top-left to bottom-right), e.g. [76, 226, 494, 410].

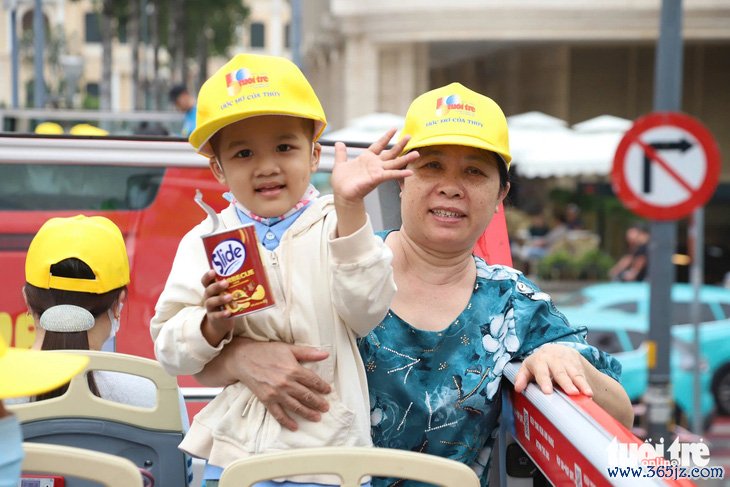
[357, 242, 621, 486]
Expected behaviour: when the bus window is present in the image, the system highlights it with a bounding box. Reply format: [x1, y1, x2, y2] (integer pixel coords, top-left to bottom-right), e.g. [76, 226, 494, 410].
[1, 163, 165, 211]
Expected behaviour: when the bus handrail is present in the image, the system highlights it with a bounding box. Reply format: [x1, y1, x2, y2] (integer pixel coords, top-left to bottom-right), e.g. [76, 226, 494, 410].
[499, 362, 695, 486]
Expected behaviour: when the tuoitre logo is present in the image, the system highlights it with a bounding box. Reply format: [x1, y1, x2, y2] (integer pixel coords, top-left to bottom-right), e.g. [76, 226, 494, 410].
[211, 239, 247, 276]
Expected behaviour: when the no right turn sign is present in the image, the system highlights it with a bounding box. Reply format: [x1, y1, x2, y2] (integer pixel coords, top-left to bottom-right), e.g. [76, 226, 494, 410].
[612, 112, 720, 220]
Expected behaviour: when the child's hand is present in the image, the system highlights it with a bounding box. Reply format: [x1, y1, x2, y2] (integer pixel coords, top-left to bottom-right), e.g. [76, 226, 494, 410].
[200, 269, 235, 346]
[331, 128, 418, 206]
[331, 129, 418, 237]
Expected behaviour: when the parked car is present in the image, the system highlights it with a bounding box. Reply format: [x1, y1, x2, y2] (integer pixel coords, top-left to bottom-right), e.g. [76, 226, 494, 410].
[564, 308, 715, 426]
[554, 282, 730, 323]
[556, 282, 730, 415]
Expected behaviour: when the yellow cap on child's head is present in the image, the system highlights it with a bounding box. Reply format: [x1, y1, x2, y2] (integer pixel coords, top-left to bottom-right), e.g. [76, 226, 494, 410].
[190, 54, 327, 157]
[401, 82, 511, 168]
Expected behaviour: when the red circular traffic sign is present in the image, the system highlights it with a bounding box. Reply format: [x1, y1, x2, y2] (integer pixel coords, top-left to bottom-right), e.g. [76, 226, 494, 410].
[612, 112, 721, 220]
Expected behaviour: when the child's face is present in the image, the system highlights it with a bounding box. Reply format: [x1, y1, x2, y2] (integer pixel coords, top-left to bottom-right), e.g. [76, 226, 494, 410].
[210, 115, 320, 218]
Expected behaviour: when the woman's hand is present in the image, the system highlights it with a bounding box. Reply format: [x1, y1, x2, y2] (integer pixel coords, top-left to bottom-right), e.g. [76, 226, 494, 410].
[331, 128, 417, 237]
[514, 343, 634, 428]
[513, 343, 593, 396]
[195, 337, 332, 432]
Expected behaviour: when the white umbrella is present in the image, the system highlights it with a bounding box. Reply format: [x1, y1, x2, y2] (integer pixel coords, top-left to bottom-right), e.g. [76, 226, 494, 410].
[509, 113, 631, 178]
[508, 112, 574, 176]
[321, 112, 404, 145]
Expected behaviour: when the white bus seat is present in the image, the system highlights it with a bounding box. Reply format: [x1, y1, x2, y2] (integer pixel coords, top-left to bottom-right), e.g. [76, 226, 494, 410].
[22, 442, 144, 487]
[218, 447, 480, 487]
[9, 350, 189, 487]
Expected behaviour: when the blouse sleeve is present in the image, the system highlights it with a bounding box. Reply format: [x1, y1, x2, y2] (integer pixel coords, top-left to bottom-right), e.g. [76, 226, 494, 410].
[510, 275, 622, 383]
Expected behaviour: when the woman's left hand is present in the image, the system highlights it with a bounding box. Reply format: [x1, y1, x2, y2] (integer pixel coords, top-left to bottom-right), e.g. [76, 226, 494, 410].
[513, 343, 594, 397]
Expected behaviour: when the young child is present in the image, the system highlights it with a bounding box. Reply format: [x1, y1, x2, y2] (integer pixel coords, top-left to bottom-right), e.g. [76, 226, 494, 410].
[150, 53, 417, 484]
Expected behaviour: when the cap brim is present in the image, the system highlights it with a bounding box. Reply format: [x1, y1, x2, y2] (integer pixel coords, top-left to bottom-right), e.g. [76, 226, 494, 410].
[403, 133, 512, 166]
[0, 349, 88, 399]
[192, 111, 327, 157]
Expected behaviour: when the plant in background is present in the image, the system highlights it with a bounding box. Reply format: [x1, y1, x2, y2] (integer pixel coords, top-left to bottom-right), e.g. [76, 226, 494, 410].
[576, 248, 615, 281]
[538, 250, 578, 281]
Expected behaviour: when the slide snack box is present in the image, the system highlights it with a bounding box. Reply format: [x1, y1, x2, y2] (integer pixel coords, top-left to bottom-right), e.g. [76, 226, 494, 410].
[201, 224, 274, 317]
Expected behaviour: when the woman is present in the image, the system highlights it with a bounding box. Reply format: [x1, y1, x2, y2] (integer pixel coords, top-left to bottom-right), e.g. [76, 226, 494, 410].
[195, 83, 633, 484]
[16, 215, 155, 407]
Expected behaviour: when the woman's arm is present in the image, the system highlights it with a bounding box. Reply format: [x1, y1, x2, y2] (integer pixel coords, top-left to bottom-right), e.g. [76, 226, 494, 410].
[514, 343, 634, 429]
[193, 337, 332, 431]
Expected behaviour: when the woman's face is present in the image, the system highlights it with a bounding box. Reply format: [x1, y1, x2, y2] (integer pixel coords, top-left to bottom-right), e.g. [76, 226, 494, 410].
[400, 144, 509, 253]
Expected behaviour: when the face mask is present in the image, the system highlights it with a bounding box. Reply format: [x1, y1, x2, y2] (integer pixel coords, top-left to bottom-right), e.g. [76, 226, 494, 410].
[0, 414, 24, 487]
[108, 302, 123, 338]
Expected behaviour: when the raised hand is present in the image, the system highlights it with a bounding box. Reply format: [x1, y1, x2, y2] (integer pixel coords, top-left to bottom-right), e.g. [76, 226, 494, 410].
[331, 128, 419, 237]
[331, 128, 417, 205]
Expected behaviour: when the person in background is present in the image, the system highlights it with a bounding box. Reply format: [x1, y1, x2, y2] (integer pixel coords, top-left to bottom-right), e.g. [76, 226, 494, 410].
[0, 334, 88, 487]
[515, 208, 552, 263]
[15, 215, 155, 407]
[195, 82, 634, 485]
[609, 221, 650, 282]
[169, 84, 197, 137]
[564, 203, 584, 230]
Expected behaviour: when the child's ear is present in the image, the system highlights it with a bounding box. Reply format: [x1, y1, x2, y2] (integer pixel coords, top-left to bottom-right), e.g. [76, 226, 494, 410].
[208, 157, 227, 184]
[310, 142, 322, 173]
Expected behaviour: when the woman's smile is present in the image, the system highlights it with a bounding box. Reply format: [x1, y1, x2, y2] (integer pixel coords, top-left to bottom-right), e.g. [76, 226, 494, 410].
[429, 206, 466, 222]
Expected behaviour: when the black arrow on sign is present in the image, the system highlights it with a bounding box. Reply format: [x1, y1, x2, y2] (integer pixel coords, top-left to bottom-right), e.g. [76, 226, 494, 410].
[642, 139, 693, 193]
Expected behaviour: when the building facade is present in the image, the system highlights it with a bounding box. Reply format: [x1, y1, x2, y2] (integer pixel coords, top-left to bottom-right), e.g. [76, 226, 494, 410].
[0, 0, 291, 111]
[300, 0, 730, 182]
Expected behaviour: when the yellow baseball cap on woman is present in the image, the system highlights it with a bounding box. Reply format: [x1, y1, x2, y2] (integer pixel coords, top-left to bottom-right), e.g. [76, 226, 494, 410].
[401, 82, 512, 168]
[0, 334, 88, 399]
[190, 53, 327, 157]
[25, 215, 130, 294]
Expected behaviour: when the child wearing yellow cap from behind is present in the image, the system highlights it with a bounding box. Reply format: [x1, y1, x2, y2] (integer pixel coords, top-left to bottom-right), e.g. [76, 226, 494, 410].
[150, 54, 417, 485]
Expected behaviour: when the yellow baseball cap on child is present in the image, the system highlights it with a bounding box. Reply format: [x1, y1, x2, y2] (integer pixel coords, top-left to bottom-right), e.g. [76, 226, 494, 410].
[190, 53, 327, 157]
[401, 82, 512, 168]
[0, 334, 88, 399]
[25, 215, 130, 294]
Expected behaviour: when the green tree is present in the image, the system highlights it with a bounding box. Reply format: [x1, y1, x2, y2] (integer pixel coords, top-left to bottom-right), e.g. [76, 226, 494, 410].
[160, 0, 249, 90]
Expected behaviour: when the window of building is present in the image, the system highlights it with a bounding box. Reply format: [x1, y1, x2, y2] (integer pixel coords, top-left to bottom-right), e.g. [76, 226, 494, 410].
[86, 83, 100, 98]
[250, 22, 265, 48]
[85, 12, 101, 43]
[284, 23, 291, 49]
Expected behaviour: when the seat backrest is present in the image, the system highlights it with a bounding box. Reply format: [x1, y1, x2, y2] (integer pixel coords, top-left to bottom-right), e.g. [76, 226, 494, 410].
[22, 442, 144, 487]
[218, 447, 480, 487]
[9, 350, 188, 487]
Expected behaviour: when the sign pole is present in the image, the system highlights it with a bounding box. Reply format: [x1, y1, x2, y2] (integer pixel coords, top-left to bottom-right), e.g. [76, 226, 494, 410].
[690, 208, 704, 434]
[646, 0, 683, 444]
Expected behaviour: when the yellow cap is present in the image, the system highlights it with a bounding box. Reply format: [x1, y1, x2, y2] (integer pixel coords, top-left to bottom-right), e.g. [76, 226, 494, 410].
[0, 334, 88, 399]
[70, 124, 109, 136]
[190, 53, 327, 157]
[35, 122, 64, 135]
[26, 215, 130, 294]
[401, 82, 511, 168]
